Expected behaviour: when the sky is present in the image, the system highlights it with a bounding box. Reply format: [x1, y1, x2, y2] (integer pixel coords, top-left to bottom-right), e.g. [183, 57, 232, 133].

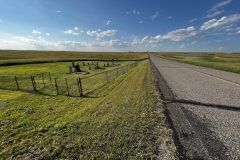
[0, 0, 240, 52]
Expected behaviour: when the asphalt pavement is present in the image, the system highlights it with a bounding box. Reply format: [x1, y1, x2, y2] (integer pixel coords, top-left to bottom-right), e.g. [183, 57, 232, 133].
[150, 55, 240, 160]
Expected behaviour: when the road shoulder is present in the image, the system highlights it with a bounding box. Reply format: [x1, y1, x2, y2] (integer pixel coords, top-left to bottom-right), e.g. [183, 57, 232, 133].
[150, 57, 210, 159]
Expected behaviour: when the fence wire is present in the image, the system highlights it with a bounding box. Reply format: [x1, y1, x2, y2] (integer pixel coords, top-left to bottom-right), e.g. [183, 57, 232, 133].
[0, 62, 138, 97]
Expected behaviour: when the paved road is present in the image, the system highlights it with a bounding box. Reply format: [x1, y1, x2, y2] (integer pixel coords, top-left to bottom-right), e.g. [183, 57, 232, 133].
[150, 55, 240, 160]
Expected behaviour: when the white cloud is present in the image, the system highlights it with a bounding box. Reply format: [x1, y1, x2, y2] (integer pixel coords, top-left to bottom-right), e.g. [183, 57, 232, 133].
[60, 39, 129, 48]
[0, 35, 63, 50]
[211, 0, 232, 12]
[218, 46, 224, 50]
[45, 33, 50, 36]
[180, 44, 185, 49]
[86, 29, 118, 39]
[0, 19, 2, 22]
[0, 34, 129, 51]
[139, 21, 143, 24]
[168, 16, 172, 19]
[133, 10, 140, 15]
[105, 20, 111, 26]
[201, 14, 240, 30]
[235, 27, 240, 34]
[191, 41, 197, 45]
[207, 0, 232, 18]
[189, 18, 198, 23]
[64, 27, 83, 35]
[133, 26, 198, 46]
[32, 29, 41, 34]
[56, 10, 62, 13]
[234, 26, 240, 34]
[207, 10, 224, 18]
[64, 27, 81, 36]
[64, 29, 79, 35]
[126, 10, 140, 15]
[162, 26, 198, 41]
[150, 11, 159, 20]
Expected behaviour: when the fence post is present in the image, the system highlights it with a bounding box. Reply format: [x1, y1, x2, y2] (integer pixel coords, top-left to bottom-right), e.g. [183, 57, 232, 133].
[31, 76, 37, 92]
[65, 78, 70, 96]
[15, 76, 20, 90]
[41, 73, 45, 87]
[55, 78, 59, 95]
[48, 72, 52, 84]
[105, 71, 109, 82]
[77, 77, 83, 97]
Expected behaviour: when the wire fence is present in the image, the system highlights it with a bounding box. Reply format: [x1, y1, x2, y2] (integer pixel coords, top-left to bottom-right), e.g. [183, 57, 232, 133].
[0, 62, 138, 97]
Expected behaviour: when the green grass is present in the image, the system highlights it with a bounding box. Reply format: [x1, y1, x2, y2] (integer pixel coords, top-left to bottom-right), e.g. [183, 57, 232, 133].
[0, 61, 177, 159]
[154, 52, 240, 73]
[0, 60, 130, 78]
[0, 50, 148, 66]
[0, 61, 136, 97]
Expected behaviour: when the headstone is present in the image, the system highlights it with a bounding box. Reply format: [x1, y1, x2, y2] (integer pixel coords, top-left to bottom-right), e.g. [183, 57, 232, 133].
[74, 64, 81, 72]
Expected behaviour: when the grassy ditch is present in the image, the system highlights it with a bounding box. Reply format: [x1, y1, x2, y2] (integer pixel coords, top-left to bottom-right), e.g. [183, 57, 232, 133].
[0, 60, 177, 159]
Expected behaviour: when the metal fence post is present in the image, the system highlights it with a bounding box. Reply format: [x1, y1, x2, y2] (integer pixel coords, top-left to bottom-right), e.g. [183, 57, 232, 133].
[48, 72, 52, 84]
[65, 78, 70, 96]
[31, 76, 37, 92]
[15, 76, 20, 90]
[42, 73, 45, 87]
[105, 71, 109, 82]
[77, 77, 83, 97]
[55, 78, 59, 95]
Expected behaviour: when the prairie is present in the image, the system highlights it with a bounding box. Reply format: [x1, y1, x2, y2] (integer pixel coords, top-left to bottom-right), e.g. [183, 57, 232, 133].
[153, 52, 240, 73]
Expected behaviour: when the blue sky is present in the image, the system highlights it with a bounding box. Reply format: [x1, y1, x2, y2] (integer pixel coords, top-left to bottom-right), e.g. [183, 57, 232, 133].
[0, 0, 240, 52]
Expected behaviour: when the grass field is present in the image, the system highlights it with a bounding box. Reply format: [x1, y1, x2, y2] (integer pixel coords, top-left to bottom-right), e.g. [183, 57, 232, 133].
[0, 50, 148, 66]
[0, 60, 136, 97]
[0, 60, 130, 78]
[0, 60, 177, 159]
[154, 52, 240, 73]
